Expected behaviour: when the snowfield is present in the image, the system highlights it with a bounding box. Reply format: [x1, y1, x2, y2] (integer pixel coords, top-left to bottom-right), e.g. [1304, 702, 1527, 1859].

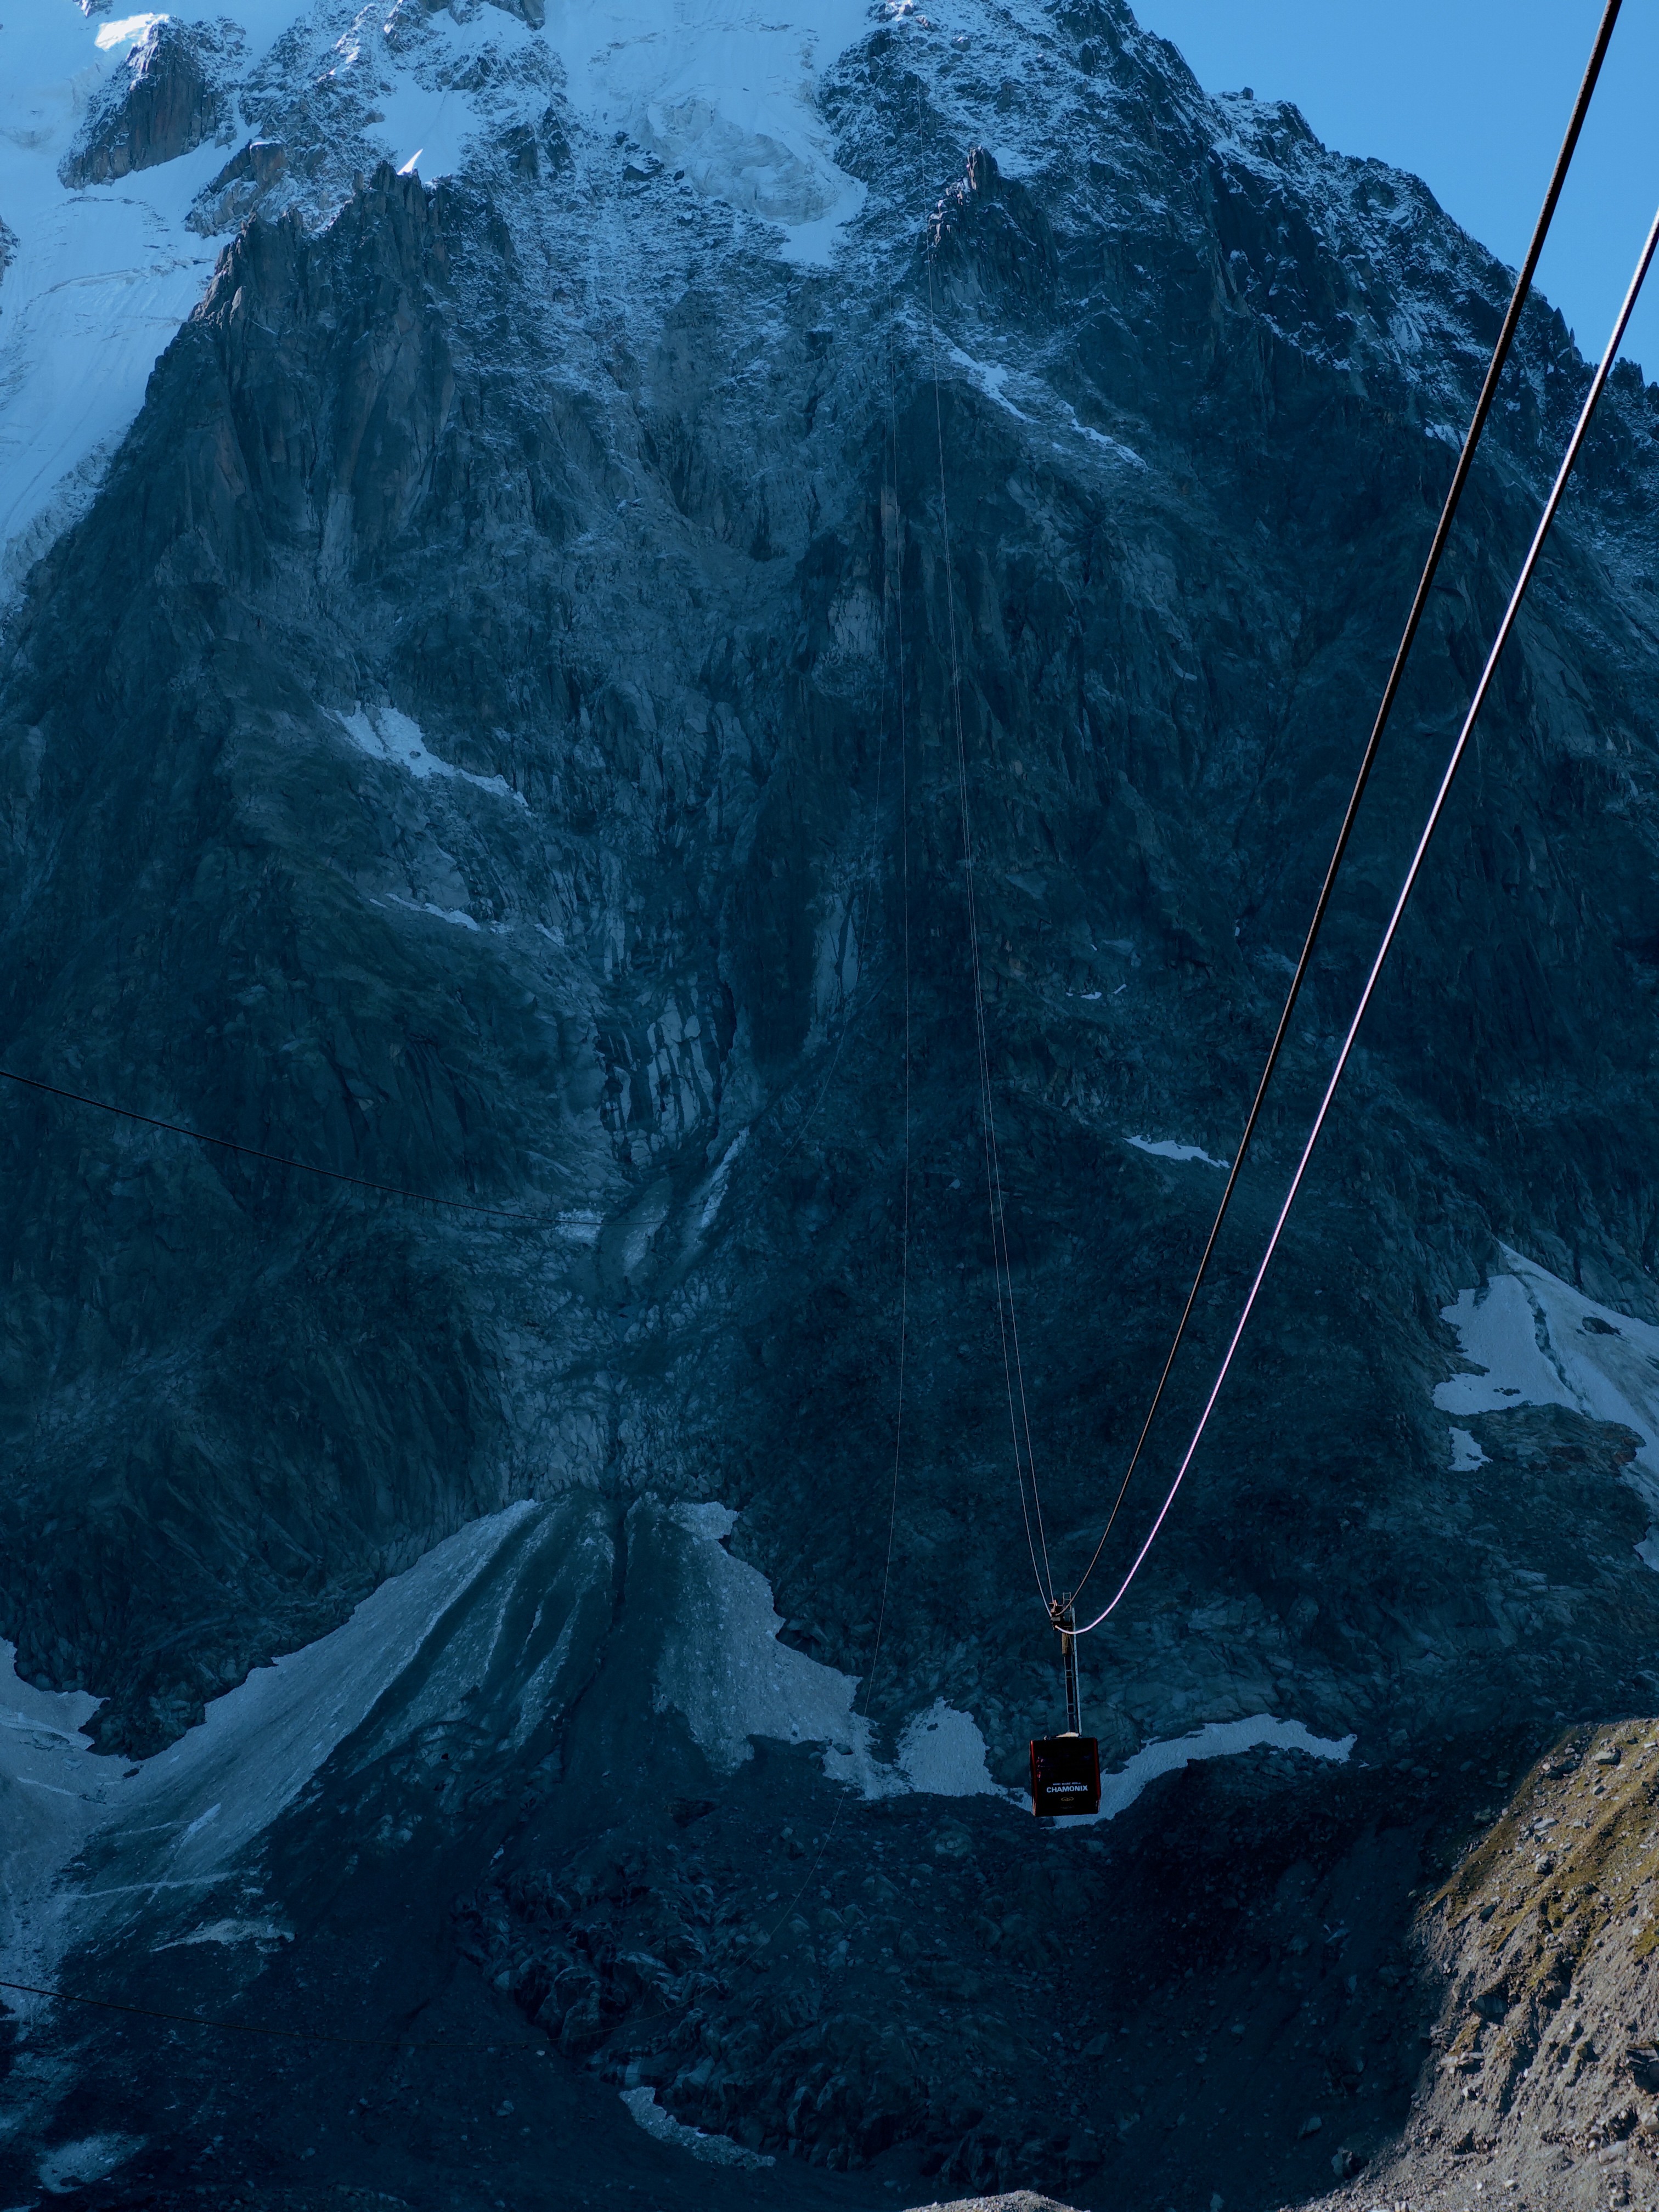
[1, 1486, 1353, 2012]
[0, 0, 900, 601]
[541, 0, 873, 257]
[0, 6, 223, 599]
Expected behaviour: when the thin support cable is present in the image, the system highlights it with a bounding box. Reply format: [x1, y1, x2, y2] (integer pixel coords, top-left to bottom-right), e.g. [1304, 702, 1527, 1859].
[1068, 0, 1626, 1609]
[919, 122, 1053, 1607]
[0, 1066, 541, 1223]
[1076, 194, 1659, 1638]
[866, 360, 915, 1715]
[737, 374, 915, 1960]
[692, 429, 917, 1245]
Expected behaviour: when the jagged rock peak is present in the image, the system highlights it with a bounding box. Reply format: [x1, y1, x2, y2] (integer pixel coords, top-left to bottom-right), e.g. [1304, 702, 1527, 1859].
[60, 16, 241, 188]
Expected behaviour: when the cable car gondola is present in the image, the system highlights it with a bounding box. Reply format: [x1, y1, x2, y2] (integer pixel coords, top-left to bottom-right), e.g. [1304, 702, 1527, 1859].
[1029, 1600, 1100, 1818]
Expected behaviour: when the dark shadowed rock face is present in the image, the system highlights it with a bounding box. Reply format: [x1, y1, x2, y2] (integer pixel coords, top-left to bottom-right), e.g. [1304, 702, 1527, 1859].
[60, 19, 237, 187]
[4, 0, 1659, 2204]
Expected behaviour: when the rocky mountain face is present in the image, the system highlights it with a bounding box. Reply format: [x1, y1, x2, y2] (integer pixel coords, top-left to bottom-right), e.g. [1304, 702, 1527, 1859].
[59, 18, 239, 188]
[3, 1, 1659, 2206]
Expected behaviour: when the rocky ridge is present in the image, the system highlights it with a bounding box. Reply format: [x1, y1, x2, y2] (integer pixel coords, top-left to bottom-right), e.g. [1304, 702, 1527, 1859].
[1367, 1721, 1659, 2209]
[60, 18, 241, 189]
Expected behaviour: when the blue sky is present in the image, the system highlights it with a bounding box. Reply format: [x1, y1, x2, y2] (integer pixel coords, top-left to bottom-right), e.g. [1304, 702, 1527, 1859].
[1131, 0, 1659, 380]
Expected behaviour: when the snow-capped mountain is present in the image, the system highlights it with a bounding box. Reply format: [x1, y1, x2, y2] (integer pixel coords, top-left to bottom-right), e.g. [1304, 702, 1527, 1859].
[0, 0, 882, 599]
[3, 0, 1659, 2204]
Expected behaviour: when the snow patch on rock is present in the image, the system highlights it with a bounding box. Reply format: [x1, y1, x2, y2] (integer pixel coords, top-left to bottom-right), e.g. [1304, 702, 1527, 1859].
[37, 2132, 145, 2196]
[698, 1126, 748, 1230]
[1435, 1246, 1659, 1558]
[1067, 407, 1149, 469]
[620, 2085, 774, 2169]
[543, 0, 872, 262]
[1128, 1133, 1230, 1170]
[388, 895, 482, 932]
[97, 17, 170, 57]
[650, 1502, 1005, 1799]
[336, 705, 524, 805]
[652, 1500, 866, 1775]
[0, 1501, 551, 2001]
[894, 1697, 1002, 1796]
[944, 340, 1030, 421]
[0, 1646, 114, 1994]
[152, 1914, 292, 1950]
[1091, 1714, 1354, 1825]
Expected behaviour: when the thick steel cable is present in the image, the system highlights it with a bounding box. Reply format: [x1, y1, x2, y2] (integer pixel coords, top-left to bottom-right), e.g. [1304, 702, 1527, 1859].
[0, 1065, 542, 1222]
[1068, 0, 1626, 1610]
[1076, 193, 1659, 1637]
[920, 129, 1053, 1609]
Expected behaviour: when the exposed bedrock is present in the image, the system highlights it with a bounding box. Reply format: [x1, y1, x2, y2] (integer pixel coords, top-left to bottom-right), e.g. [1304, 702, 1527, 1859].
[60, 19, 238, 189]
[3, 0, 1659, 2199]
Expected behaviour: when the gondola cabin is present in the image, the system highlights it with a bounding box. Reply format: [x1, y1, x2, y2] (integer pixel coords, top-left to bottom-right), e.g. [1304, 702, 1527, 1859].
[1029, 1730, 1101, 1818]
[1030, 1597, 1100, 1815]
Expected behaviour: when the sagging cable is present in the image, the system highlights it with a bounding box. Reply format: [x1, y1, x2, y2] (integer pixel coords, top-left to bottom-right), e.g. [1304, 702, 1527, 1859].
[1066, 0, 1627, 1611]
[1076, 190, 1659, 1638]
[0, 1066, 541, 1223]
